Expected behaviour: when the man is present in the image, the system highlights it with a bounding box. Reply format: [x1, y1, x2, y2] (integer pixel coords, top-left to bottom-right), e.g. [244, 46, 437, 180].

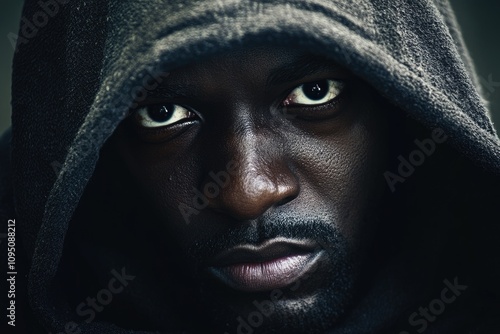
[1, 0, 499, 333]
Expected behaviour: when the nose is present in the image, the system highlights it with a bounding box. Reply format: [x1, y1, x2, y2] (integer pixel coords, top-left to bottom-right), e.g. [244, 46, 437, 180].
[202, 127, 299, 221]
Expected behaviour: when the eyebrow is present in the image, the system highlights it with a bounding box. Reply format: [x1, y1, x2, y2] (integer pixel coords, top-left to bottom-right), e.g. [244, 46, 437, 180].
[266, 55, 339, 87]
[145, 82, 197, 100]
[145, 55, 339, 100]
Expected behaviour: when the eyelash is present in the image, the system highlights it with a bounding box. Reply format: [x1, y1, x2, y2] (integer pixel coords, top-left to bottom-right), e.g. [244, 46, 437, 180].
[278, 80, 348, 120]
[131, 79, 348, 132]
[282, 80, 345, 107]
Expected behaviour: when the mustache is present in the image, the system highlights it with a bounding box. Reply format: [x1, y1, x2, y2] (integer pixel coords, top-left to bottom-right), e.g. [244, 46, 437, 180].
[187, 214, 350, 267]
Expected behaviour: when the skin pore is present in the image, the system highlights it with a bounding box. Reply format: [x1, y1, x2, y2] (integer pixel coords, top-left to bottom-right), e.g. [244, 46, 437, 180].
[109, 45, 390, 333]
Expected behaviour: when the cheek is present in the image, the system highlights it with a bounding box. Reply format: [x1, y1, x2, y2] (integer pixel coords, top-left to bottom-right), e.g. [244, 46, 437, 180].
[112, 128, 206, 237]
[289, 103, 387, 242]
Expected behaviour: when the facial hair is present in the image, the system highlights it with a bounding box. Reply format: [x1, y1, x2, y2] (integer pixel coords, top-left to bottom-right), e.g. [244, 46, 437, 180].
[185, 214, 357, 334]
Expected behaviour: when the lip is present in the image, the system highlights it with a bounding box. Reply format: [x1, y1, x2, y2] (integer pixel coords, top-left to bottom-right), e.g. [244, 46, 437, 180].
[208, 238, 324, 292]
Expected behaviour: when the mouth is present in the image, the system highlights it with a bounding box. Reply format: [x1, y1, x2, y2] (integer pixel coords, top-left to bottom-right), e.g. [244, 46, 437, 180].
[207, 238, 324, 292]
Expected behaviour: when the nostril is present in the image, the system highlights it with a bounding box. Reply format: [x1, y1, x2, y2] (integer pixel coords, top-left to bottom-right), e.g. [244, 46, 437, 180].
[203, 156, 300, 220]
[275, 194, 297, 207]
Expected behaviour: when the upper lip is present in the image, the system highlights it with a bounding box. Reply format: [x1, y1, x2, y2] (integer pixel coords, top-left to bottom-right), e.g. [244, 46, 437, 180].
[209, 237, 320, 267]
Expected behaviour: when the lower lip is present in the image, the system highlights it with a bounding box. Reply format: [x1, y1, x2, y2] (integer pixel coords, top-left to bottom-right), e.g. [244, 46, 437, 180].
[209, 252, 323, 292]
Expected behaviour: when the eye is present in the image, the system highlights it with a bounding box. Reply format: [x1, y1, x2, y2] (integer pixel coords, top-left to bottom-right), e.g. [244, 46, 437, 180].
[282, 79, 345, 107]
[135, 103, 196, 128]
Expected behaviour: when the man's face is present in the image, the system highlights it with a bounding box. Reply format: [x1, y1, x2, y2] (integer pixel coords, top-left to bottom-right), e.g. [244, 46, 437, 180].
[114, 46, 389, 333]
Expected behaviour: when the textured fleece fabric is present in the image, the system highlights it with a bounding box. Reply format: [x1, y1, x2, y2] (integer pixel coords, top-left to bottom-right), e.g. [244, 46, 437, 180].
[1, 0, 500, 333]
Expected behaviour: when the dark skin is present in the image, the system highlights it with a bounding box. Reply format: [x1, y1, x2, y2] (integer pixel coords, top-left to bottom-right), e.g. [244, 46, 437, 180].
[110, 45, 390, 333]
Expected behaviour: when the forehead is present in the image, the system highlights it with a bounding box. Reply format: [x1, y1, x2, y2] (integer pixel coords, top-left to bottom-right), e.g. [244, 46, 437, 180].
[161, 45, 346, 93]
[168, 46, 307, 80]
[199, 45, 306, 69]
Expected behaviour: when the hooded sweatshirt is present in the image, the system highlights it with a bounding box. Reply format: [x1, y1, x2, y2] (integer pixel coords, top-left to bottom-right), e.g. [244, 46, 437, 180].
[1, 0, 500, 333]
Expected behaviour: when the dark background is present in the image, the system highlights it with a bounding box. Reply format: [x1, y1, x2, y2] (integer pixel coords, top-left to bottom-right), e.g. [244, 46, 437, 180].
[1, 1, 499, 134]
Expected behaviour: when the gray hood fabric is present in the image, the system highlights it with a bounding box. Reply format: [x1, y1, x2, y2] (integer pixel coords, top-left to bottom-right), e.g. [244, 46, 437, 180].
[2, 0, 500, 333]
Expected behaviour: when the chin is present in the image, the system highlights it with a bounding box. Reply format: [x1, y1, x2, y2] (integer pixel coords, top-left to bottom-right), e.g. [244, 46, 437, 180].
[202, 285, 355, 333]
[197, 251, 356, 333]
[179, 216, 362, 333]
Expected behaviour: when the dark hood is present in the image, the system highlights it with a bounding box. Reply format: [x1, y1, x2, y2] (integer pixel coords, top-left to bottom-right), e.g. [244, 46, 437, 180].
[5, 0, 500, 333]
